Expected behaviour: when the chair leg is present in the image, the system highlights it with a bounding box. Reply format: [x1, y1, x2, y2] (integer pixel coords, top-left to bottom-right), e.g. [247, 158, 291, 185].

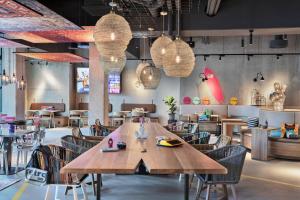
[178, 174, 182, 182]
[222, 184, 228, 200]
[91, 174, 96, 196]
[44, 185, 51, 200]
[230, 185, 237, 200]
[15, 151, 20, 173]
[24, 151, 28, 165]
[205, 185, 211, 200]
[195, 181, 203, 200]
[72, 186, 78, 200]
[4, 152, 9, 175]
[81, 183, 89, 200]
[55, 185, 59, 200]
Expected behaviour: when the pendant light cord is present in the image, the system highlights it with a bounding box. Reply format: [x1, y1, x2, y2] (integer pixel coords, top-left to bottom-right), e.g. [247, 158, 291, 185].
[177, 0, 180, 37]
[143, 36, 146, 60]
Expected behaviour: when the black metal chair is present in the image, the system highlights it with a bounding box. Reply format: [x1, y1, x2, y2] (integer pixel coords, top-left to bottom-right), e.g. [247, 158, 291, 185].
[26, 145, 88, 200]
[61, 134, 103, 196]
[195, 145, 247, 200]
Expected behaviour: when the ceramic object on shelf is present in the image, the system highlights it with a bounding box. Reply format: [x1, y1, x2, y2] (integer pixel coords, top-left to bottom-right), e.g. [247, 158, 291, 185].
[202, 97, 210, 105]
[192, 97, 200, 105]
[230, 97, 238, 105]
[183, 96, 191, 104]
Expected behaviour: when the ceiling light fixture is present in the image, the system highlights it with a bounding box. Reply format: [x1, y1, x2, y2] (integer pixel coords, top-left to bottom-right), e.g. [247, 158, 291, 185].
[162, 0, 195, 77]
[249, 29, 254, 45]
[150, 10, 172, 68]
[241, 37, 245, 47]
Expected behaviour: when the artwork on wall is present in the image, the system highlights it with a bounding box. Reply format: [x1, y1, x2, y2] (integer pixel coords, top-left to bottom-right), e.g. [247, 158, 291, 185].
[192, 97, 200, 105]
[77, 68, 89, 94]
[203, 67, 224, 104]
[108, 72, 121, 94]
[201, 97, 210, 105]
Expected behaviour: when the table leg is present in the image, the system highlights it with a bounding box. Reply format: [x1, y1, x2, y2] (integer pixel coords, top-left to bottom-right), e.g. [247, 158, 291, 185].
[97, 174, 102, 200]
[2, 138, 12, 175]
[184, 174, 189, 200]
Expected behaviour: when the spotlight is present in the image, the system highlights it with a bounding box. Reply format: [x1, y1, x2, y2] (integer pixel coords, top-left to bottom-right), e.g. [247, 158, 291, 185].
[187, 37, 195, 48]
[249, 29, 254, 45]
[247, 55, 250, 61]
[241, 37, 245, 47]
[276, 54, 281, 60]
[219, 55, 222, 60]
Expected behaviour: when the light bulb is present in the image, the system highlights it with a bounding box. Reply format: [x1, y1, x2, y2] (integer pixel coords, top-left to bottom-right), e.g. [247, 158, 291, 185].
[161, 48, 166, 55]
[149, 75, 153, 80]
[175, 55, 181, 64]
[143, 69, 146, 74]
[110, 56, 115, 62]
[110, 32, 116, 41]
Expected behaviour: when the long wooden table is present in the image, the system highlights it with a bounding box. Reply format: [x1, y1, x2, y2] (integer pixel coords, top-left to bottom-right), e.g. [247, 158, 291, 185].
[61, 122, 227, 200]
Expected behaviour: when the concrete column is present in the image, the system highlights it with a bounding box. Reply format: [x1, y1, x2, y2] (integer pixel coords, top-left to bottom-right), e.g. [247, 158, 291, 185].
[88, 43, 108, 125]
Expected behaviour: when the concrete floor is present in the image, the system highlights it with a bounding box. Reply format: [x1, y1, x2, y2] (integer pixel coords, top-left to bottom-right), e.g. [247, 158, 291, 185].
[0, 128, 300, 200]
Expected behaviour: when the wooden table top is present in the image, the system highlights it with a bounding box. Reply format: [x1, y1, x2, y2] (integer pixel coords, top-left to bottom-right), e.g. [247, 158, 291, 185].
[61, 122, 227, 175]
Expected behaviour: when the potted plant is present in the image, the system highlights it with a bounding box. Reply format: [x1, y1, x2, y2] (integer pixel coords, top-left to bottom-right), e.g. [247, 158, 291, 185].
[163, 96, 177, 123]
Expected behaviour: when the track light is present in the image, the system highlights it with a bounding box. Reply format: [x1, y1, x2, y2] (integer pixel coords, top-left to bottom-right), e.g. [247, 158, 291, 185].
[249, 29, 254, 45]
[204, 55, 209, 61]
[253, 72, 264, 82]
[241, 37, 245, 47]
[276, 54, 282, 60]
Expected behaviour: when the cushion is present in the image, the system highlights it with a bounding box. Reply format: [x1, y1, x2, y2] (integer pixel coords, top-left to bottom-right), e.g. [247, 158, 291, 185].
[270, 129, 282, 138]
[281, 123, 299, 138]
[247, 117, 259, 128]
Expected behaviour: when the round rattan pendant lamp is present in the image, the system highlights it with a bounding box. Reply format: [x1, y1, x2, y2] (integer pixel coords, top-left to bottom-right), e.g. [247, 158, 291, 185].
[140, 64, 161, 89]
[93, 1, 132, 56]
[162, 0, 195, 77]
[150, 11, 172, 68]
[136, 60, 150, 79]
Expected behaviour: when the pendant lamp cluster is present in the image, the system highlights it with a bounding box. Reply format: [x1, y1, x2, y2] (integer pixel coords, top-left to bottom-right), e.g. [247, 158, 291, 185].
[93, 1, 132, 73]
[150, 0, 195, 77]
[0, 53, 26, 90]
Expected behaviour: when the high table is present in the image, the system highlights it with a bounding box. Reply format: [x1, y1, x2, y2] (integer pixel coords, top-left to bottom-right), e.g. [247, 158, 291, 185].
[0, 128, 35, 175]
[61, 122, 227, 200]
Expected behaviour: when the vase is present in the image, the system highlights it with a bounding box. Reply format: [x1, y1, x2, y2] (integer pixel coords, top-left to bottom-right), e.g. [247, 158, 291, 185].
[168, 113, 176, 124]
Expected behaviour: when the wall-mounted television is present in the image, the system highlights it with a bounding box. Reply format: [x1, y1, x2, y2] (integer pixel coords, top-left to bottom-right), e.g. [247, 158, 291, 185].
[77, 68, 89, 94]
[108, 72, 121, 94]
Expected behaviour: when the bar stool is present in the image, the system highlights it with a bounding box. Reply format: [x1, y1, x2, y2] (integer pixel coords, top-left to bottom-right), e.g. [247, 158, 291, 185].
[39, 110, 52, 128]
[68, 111, 83, 127]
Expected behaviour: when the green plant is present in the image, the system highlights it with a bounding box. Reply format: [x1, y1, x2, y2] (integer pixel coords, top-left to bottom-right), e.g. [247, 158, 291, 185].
[163, 96, 177, 115]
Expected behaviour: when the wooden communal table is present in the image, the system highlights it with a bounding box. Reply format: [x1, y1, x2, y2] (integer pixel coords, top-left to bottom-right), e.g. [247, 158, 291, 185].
[61, 122, 227, 200]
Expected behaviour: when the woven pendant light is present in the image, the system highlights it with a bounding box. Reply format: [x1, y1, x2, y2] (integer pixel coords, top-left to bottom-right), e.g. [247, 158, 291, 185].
[140, 65, 161, 89]
[100, 53, 126, 73]
[163, 37, 195, 77]
[150, 34, 172, 68]
[162, 0, 195, 77]
[94, 11, 132, 53]
[150, 11, 172, 68]
[136, 60, 150, 80]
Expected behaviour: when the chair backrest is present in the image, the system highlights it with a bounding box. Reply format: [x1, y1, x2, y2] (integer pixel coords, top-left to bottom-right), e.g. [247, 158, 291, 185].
[215, 135, 232, 149]
[61, 135, 99, 154]
[72, 127, 83, 138]
[131, 111, 144, 117]
[39, 110, 51, 117]
[207, 145, 247, 184]
[195, 132, 211, 144]
[70, 110, 81, 116]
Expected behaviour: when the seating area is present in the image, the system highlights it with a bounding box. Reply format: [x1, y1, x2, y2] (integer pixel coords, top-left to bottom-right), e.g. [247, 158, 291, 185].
[1, 1, 300, 200]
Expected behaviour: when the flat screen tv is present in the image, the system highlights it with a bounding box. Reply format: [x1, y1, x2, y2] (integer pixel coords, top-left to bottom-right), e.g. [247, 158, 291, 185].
[77, 68, 89, 94]
[108, 72, 121, 94]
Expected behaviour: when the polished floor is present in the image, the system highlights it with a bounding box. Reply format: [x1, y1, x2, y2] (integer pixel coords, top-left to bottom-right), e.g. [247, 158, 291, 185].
[0, 128, 300, 200]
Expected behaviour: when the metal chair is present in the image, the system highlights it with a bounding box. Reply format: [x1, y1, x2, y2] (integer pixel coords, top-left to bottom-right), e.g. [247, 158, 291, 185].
[36, 145, 88, 200]
[190, 134, 231, 153]
[61, 135, 102, 196]
[90, 119, 115, 137]
[195, 145, 247, 200]
[68, 110, 82, 128]
[15, 131, 38, 173]
[39, 110, 52, 128]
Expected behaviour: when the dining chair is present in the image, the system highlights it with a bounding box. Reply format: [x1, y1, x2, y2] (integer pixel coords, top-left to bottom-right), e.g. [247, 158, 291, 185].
[195, 145, 247, 200]
[39, 110, 52, 128]
[61, 135, 102, 196]
[27, 145, 88, 200]
[15, 132, 38, 174]
[68, 111, 83, 128]
[90, 119, 115, 137]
